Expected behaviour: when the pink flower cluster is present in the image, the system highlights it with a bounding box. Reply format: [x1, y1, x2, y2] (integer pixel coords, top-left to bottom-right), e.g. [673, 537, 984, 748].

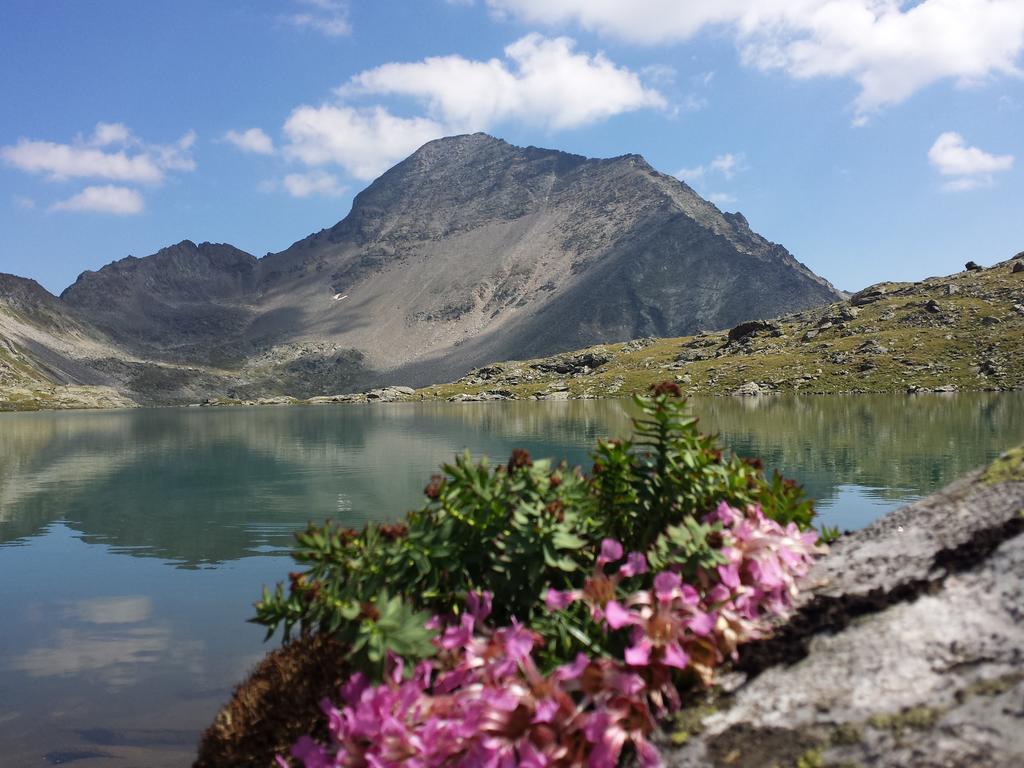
[281, 592, 660, 768]
[283, 504, 821, 768]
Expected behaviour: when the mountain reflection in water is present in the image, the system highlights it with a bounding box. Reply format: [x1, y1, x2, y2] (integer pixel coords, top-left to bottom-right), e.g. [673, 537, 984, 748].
[2, 394, 1023, 563]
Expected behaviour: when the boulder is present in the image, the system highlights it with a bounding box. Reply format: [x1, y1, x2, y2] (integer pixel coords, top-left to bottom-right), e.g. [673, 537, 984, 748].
[850, 286, 888, 306]
[731, 381, 764, 397]
[857, 339, 888, 355]
[1013, 262, 1024, 274]
[965, 260, 983, 271]
[727, 321, 778, 343]
[661, 448, 1024, 768]
[531, 350, 612, 376]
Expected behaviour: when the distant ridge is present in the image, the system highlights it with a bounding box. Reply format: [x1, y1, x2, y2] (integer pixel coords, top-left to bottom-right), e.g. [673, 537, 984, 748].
[4, 133, 843, 404]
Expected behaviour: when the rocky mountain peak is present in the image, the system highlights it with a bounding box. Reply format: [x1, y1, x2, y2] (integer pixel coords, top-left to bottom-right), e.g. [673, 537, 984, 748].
[7, 134, 846, 401]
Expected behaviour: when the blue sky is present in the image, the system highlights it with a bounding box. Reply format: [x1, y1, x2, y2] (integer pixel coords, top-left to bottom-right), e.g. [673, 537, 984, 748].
[1, 0, 1022, 294]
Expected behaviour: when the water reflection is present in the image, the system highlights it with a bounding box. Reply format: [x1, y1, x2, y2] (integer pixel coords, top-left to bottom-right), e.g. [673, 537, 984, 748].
[1, 394, 1022, 561]
[0, 402, 633, 564]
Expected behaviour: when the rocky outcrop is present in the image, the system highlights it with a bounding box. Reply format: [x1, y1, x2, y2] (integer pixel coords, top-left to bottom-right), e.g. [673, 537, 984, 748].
[661, 447, 1024, 767]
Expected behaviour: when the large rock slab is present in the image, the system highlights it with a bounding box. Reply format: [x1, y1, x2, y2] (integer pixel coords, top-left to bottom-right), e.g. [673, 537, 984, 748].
[662, 448, 1024, 768]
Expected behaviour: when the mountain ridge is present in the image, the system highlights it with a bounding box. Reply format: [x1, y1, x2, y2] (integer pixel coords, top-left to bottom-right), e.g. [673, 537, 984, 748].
[2, 133, 844, 406]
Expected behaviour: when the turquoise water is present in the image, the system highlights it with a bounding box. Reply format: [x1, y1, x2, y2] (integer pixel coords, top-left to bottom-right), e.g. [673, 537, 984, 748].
[1, 393, 1022, 765]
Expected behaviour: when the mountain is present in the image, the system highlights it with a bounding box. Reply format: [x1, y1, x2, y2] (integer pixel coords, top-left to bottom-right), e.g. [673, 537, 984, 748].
[4, 133, 844, 407]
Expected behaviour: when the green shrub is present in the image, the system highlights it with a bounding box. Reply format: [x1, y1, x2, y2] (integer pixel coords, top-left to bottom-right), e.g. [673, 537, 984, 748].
[252, 385, 818, 673]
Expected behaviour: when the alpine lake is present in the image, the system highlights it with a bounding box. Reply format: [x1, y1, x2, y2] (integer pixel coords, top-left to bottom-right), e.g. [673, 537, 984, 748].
[1, 392, 1022, 766]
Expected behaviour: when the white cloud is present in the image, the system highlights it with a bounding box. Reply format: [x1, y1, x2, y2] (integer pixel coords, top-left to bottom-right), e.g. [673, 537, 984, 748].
[676, 165, 705, 182]
[341, 33, 666, 131]
[710, 152, 744, 179]
[676, 152, 745, 182]
[1, 123, 195, 184]
[3, 140, 163, 183]
[487, 0, 1024, 121]
[13, 195, 35, 210]
[280, 35, 662, 182]
[928, 131, 1013, 191]
[282, 170, 346, 197]
[284, 0, 351, 37]
[708, 192, 738, 205]
[225, 127, 275, 155]
[283, 105, 445, 181]
[51, 185, 145, 215]
[89, 122, 133, 146]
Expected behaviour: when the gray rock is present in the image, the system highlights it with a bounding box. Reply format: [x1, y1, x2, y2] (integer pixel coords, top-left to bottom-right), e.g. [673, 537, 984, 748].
[857, 339, 888, 355]
[539, 390, 571, 400]
[965, 260, 983, 271]
[531, 350, 611, 376]
[924, 298, 942, 313]
[256, 396, 294, 406]
[1013, 262, 1024, 274]
[850, 286, 889, 306]
[662, 451, 1024, 768]
[982, 316, 1002, 326]
[732, 381, 764, 397]
[727, 321, 778, 343]
[447, 393, 482, 402]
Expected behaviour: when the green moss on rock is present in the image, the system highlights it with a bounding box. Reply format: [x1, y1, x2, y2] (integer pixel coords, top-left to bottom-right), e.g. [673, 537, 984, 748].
[982, 447, 1024, 485]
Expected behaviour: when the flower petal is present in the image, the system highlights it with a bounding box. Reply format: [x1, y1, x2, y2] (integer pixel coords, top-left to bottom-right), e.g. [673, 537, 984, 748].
[604, 600, 635, 629]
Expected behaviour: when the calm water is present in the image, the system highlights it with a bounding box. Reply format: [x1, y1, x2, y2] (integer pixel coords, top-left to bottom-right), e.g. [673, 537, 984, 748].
[1, 393, 1022, 765]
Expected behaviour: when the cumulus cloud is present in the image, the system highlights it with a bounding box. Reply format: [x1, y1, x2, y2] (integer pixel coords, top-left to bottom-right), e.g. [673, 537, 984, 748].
[928, 131, 1013, 190]
[486, 0, 1024, 121]
[283, 105, 444, 181]
[282, 170, 346, 197]
[89, 122, 133, 147]
[3, 140, 163, 183]
[279, 34, 664, 181]
[342, 33, 665, 131]
[284, 0, 351, 37]
[225, 127, 275, 155]
[1, 123, 195, 184]
[50, 185, 145, 215]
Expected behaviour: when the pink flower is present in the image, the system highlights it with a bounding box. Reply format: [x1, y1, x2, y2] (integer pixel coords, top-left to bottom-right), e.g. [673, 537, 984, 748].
[544, 588, 575, 611]
[619, 551, 649, 578]
[598, 538, 624, 566]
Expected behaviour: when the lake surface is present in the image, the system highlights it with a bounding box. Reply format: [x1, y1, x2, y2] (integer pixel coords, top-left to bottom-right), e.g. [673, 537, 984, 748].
[1, 393, 1022, 765]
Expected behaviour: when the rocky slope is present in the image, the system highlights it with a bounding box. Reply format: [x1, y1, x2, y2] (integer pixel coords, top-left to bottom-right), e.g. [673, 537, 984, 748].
[2, 133, 843, 408]
[0, 274, 137, 410]
[416, 254, 1024, 402]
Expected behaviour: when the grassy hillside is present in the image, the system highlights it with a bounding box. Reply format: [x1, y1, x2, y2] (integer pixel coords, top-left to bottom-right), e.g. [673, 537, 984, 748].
[417, 255, 1024, 401]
